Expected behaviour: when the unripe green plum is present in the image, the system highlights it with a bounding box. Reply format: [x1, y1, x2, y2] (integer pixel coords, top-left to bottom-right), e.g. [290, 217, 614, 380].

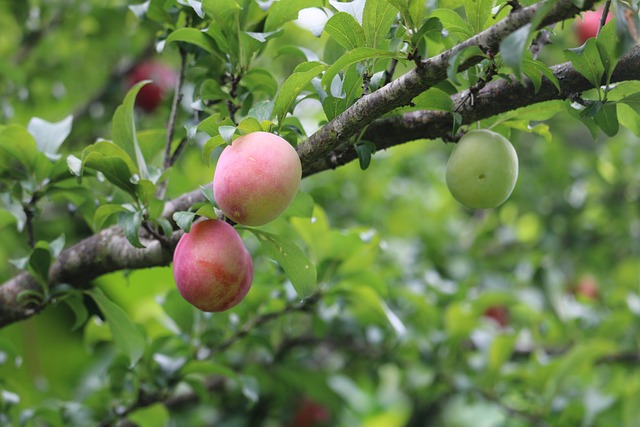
[172, 219, 253, 312]
[213, 132, 302, 226]
[446, 130, 518, 209]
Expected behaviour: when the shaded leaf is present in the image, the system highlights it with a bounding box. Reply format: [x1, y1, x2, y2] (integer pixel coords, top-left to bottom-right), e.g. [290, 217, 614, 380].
[245, 228, 317, 299]
[118, 210, 146, 248]
[86, 288, 146, 367]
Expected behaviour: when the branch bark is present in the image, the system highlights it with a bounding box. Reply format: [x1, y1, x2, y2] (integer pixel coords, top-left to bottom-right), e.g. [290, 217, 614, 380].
[296, 0, 596, 169]
[4, 0, 640, 329]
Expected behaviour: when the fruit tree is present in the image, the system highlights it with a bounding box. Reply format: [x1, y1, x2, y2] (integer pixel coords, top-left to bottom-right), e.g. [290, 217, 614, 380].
[1, 0, 640, 426]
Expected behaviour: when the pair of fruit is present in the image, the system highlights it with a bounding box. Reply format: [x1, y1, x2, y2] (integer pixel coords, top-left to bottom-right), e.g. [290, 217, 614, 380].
[172, 132, 302, 312]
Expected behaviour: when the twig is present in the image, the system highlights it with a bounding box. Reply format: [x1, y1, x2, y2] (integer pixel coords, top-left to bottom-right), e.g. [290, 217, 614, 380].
[163, 48, 188, 172]
[208, 293, 321, 355]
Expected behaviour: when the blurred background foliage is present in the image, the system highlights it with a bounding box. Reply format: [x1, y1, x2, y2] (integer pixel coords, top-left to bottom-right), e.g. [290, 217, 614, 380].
[1, 0, 640, 426]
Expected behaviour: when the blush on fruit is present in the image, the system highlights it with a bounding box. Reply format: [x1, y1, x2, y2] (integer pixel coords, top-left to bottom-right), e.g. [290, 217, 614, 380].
[173, 219, 253, 312]
[213, 132, 302, 226]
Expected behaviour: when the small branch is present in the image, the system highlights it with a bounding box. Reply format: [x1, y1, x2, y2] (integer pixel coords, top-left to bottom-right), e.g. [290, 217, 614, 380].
[163, 48, 188, 171]
[598, 0, 612, 37]
[383, 58, 398, 86]
[208, 293, 321, 355]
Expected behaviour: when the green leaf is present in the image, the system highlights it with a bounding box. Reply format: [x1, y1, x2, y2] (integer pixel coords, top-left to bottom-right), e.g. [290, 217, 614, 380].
[464, 0, 493, 34]
[202, 135, 226, 165]
[324, 12, 366, 50]
[265, 0, 323, 31]
[27, 115, 73, 159]
[446, 45, 485, 85]
[0, 124, 39, 175]
[241, 68, 279, 98]
[564, 39, 605, 89]
[274, 61, 328, 126]
[521, 58, 561, 94]
[411, 87, 453, 111]
[173, 211, 197, 232]
[64, 293, 89, 331]
[595, 20, 620, 85]
[355, 141, 376, 170]
[362, 0, 397, 48]
[202, 0, 241, 35]
[430, 9, 473, 40]
[500, 24, 532, 80]
[94, 204, 128, 230]
[81, 141, 138, 197]
[166, 28, 220, 54]
[29, 242, 52, 286]
[200, 185, 216, 206]
[239, 30, 283, 65]
[487, 334, 517, 373]
[594, 102, 619, 136]
[112, 81, 150, 180]
[245, 228, 317, 299]
[118, 210, 146, 248]
[283, 191, 315, 219]
[86, 288, 146, 367]
[321, 47, 400, 90]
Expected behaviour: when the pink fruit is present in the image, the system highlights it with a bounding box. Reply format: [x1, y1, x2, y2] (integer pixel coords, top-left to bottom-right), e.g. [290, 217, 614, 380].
[213, 132, 302, 226]
[576, 7, 612, 45]
[126, 61, 176, 113]
[172, 219, 253, 312]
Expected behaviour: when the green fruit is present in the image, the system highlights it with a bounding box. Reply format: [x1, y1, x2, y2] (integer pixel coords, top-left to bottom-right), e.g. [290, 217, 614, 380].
[446, 129, 518, 209]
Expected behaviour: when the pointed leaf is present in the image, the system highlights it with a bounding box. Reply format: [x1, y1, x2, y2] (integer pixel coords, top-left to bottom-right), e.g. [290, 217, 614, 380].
[112, 81, 150, 180]
[362, 0, 398, 48]
[274, 62, 328, 125]
[325, 12, 366, 50]
[118, 210, 146, 248]
[86, 288, 146, 367]
[246, 228, 317, 299]
[166, 28, 219, 54]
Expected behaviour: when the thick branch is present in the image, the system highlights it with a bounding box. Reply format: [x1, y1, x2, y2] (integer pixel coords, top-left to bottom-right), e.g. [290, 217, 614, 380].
[296, 0, 596, 169]
[0, 227, 182, 328]
[303, 44, 640, 175]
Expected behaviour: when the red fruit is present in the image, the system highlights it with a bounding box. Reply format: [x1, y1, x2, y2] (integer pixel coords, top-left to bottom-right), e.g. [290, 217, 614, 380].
[576, 7, 612, 45]
[289, 398, 330, 427]
[172, 219, 253, 312]
[574, 275, 599, 300]
[484, 306, 509, 328]
[126, 61, 176, 113]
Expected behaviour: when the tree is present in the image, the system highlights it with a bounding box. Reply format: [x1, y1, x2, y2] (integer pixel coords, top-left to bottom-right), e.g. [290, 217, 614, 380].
[1, 0, 640, 425]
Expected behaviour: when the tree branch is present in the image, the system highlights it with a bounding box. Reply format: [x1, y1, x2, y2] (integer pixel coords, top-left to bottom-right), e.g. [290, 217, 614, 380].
[296, 0, 596, 170]
[303, 44, 640, 176]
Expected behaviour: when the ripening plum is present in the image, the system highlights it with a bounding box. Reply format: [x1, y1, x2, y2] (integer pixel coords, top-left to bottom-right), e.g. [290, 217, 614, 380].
[446, 130, 518, 209]
[213, 132, 302, 226]
[172, 219, 253, 312]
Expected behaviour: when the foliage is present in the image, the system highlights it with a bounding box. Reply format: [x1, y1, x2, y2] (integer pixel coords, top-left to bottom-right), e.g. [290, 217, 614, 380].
[1, 0, 640, 426]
